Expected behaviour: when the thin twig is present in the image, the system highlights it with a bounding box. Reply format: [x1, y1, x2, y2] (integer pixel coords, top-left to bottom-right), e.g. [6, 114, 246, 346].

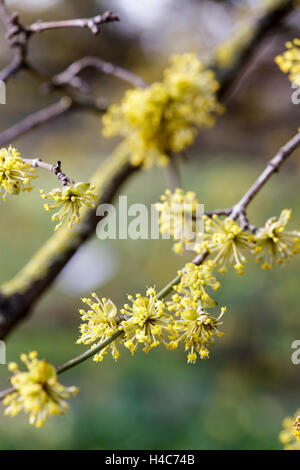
[0, 95, 107, 147]
[25, 11, 119, 36]
[56, 330, 124, 375]
[24, 158, 74, 186]
[0, 99, 72, 147]
[0, 386, 14, 401]
[52, 56, 147, 90]
[230, 132, 300, 222]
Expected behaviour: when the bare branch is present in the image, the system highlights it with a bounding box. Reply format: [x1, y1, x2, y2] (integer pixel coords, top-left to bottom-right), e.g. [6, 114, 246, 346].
[230, 131, 300, 223]
[0, 95, 107, 147]
[0, 99, 72, 147]
[52, 56, 147, 90]
[24, 158, 74, 186]
[25, 11, 119, 36]
[0, 0, 12, 29]
[0, 53, 23, 81]
[0, 153, 139, 338]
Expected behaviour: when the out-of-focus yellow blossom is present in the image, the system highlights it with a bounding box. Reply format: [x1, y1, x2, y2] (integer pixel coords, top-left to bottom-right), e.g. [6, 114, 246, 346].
[155, 188, 201, 253]
[102, 54, 223, 169]
[276, 39, 300, 87]
[121, 288, 172, 354]
[169, 261, 220, 310]
[166, 303, 226, 363]
[40, 182, 97, 230]
[195, 215, 253, 275]
[77, 294, 121, 362]
[293, 415, 300, 440]
[0, 146, 37, 200]
[253, 209, 300, 270]
[3, 351, 78, 428]
[279, 410, 300, 450]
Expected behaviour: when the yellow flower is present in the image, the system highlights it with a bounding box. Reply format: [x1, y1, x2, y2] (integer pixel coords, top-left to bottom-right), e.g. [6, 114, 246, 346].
[3, 351, 78, 427]
[102, 54, 223, 169]
[279, 410, 300, 450]
[169, 261, 220, 310]
[195, 215, 253, 274]
[167, 303, 226, 364]
[0, 146, 37, 200]
[77, 294, 121, 362]
[293, 415, 300, 441]
[121, 288, 172, 354]
[275, 39, 300, 87]
[40, 182, 97, 230]
[155, 188, 200, 252]
[253, 209, 300, 270]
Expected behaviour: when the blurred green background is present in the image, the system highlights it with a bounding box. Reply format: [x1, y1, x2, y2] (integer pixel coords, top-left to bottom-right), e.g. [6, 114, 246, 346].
[0, 0, 300, 450]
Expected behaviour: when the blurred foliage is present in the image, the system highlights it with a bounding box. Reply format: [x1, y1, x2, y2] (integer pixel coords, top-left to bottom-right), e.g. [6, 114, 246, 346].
[0, 0, 299, 450]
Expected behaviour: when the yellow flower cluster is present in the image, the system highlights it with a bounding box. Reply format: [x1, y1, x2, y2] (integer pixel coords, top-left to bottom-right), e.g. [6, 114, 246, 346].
[166, 260, 225, 363]
[77, 275, 225, 364]
[102, 54, 223, 169]
[40, 182, 97, 230]
[0, 146, 37, 200]
[121, 288, 172, 354]
[155, 188, 200, 253]
[3, 351, 78, 428]
[279, 410, 300, 450]
[170, 261, 220, 309]
[167, 306, 226, 364]
[253, 209, 300, 270]
[77, 294, 121, 362]
[196, 214, 254, 275]
[276, 39, 300, 87]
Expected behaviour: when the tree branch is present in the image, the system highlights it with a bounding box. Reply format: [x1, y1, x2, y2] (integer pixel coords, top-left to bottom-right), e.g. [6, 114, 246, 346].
[24, 158, 74, 186]
[25, 11, 119, 36]
[52, 56, 147, 91]
[0, 99, 73, 146]
[230, 131, 300, 224]
[0, 152, 139, 338]
[0, 95, 107, 147]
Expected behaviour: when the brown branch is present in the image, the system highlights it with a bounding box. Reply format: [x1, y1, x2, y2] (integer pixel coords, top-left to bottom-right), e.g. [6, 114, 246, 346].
[25, 11, 119, 36]
[0, 99, 72, 147]
[24, 158, 74, 186]
[0, 386, 14, 401]
[0, 0, 11, 29]
[230, 131, 300, 226]
[0, 51, 24, 82]
[52, 56, 147, 90]
[0, 154, 139, 338]
[0, 95, 107, 147]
